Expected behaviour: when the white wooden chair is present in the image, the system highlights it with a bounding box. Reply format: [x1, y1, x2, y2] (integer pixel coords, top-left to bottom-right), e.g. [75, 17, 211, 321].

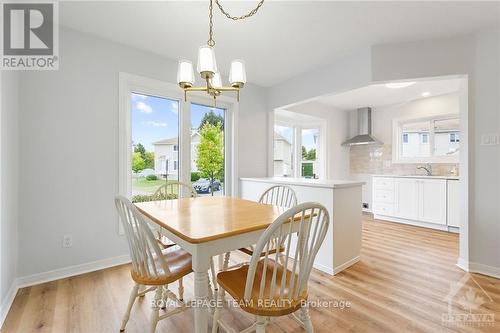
[222, 186, 298, 270]
[115, 195, 192, 333]
[152, 181, 198, 249]
[212, 202, 330, 333]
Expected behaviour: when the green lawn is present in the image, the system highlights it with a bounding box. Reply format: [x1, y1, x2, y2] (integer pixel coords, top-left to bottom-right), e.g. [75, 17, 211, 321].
[132, 178, 178, 195]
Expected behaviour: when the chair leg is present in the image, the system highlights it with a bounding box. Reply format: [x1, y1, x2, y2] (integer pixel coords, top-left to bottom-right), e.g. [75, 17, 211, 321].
[178, 278, 184, 302]
[150, 287, 163, 333]
[223, 252, 231, 271]
[256, 316, 266, 333]
[211, 288, 222, 333]
[301, 305, 314, 333]
[210, 257, 218, 292]
[120, 283, 139, 332]
[137, 284, 146, 297]
[161, 284, 168, 310]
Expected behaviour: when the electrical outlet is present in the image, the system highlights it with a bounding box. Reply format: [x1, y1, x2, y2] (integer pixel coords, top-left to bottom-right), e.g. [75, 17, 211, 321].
[62, 234, 73, 248]
[481, 133, 499, 146]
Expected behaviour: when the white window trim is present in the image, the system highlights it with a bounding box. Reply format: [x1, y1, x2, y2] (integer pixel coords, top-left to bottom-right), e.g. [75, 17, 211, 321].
[118, 72, 238, 234]
[392, 113, 459, 164]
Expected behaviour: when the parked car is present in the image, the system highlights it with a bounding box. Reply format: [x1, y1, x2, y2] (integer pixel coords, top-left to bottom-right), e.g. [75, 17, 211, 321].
[193, 178, 221, 193]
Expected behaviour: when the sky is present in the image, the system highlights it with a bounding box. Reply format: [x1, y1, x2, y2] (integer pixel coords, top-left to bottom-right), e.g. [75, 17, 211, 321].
[131, 93, 224, 151]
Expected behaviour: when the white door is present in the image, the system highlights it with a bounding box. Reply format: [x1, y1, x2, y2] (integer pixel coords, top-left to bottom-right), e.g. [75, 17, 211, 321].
[418, 179, 447, 225]
[395, 178, 419, 220]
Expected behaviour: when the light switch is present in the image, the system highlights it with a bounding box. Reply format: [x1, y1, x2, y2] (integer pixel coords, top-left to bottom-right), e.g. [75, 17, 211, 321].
[481, 133, 499, 146]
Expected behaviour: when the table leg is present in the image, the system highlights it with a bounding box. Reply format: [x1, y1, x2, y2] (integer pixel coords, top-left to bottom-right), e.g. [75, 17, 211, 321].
[193, 253, 210, 333]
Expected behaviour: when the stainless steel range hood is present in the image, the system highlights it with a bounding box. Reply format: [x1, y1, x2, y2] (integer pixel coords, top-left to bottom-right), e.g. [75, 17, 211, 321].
[342, 107, 382, 146]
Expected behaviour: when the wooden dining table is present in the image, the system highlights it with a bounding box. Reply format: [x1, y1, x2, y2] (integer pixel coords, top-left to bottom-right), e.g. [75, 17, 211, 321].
[134, 196, 289, 333]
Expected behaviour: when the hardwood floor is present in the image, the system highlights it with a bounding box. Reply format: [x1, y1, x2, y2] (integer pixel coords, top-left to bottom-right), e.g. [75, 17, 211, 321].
[2, 216, 499, 333]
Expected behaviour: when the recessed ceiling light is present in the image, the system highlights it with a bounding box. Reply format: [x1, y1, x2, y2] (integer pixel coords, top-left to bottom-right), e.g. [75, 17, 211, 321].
[422, 92, 431, 97]
[385, 82, 416, 89]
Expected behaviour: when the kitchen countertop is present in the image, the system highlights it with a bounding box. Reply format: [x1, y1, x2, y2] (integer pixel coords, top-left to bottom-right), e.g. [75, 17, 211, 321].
[372, 174, 459, 180]
[240, 177, 366, 189]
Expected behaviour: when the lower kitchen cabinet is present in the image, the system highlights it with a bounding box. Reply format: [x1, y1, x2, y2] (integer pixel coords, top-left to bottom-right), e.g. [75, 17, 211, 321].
[373, 176, 456, 230]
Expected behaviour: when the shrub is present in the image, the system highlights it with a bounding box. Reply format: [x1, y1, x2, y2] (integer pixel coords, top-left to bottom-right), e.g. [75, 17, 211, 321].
[146, 174, 158, 181]
[131, 194, 154, 203]
[132, 193, 178, 203]
[301, 162, 314, 178]
[191, 172, 201, 182]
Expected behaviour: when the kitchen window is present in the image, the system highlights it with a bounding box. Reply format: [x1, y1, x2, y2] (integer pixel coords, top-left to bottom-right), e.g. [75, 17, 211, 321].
[393, 115, 460, 163]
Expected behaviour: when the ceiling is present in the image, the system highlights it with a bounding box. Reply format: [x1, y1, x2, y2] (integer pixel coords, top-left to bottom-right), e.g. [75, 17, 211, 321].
[59, 1, 499, 87]
[308, 77, 462, 111]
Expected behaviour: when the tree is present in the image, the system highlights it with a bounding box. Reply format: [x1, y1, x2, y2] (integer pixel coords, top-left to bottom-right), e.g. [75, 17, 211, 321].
[196, 122, 224, 196]
[134, 143, 146, 156]
[306, 148, 316, 160]
[143, 151, 155, 169]
[132, 152, 145, 173]
[199, 110, 224, 130]
[134, 143, 154, 169]
[302, 146, 307, 159]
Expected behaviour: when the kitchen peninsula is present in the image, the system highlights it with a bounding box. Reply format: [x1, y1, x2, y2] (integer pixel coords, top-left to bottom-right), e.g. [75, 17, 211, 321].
[240, 177, 365, 275]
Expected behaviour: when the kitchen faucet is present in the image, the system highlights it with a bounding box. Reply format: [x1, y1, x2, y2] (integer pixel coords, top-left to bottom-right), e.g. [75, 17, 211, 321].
[417, 164, 433, 176]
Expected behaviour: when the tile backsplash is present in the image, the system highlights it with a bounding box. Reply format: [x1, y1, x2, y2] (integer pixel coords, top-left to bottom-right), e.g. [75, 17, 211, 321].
[350, 144, 459, 176]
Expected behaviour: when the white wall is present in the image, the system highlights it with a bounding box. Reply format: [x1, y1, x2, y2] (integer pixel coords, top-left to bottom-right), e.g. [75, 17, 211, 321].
[268, 28, 500, 275]
[16, 28, 269, 277]
[0, 71, 19, 318]
[371, 93, 459, 143]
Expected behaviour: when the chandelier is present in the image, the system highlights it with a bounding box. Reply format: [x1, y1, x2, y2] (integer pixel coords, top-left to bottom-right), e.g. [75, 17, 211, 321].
[176, 0, 264, 103]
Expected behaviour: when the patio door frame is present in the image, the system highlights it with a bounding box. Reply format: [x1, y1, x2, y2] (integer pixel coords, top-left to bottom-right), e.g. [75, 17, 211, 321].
[118, 72, 238, 234]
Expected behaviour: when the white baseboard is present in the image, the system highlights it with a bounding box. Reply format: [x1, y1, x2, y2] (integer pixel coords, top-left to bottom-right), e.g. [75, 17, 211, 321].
[0, 254, 131, 329]
[0, 281, 19, 328]
[469, 262, 500, 279]
[313, 262, 334, 275]
[456, 258, 500, 279]
[373, 214, 448, 231]
[333, 256, 360, 275]
[17, 254, 131, 289]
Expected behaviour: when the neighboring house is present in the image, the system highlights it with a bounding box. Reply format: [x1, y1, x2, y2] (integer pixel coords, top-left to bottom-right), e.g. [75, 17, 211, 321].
[273, 132, 292, 176]
[153, 130, 201, 178]
[402, 130, 459, 157]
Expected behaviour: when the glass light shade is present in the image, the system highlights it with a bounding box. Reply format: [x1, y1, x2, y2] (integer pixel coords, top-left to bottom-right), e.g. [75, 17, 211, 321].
[177, 60, 195, 87]
[211, 72, 222, 88]
[197, 45, 217, 79]
[229, 60, 246, 88]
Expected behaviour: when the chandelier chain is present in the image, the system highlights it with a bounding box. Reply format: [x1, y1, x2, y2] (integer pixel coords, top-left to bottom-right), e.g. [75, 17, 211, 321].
[208, 0, 215, 47]
[207, 0, 265, 47]
[215, 0, 265, 21]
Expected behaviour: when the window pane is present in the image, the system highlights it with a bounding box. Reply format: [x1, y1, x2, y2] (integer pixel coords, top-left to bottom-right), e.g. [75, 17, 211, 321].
[301, 128, 319, 178]
[401, 121, 430, 158]
[191, 103, 225, 196]
[274, 125, 294, 177]
[131, 93, 179, 201]
[434, 118, 460, 156]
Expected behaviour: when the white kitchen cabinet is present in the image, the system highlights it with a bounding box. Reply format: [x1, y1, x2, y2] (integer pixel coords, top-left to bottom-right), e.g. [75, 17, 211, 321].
[447, 180, 460, 227]
[395, 178, 419, 220]
[373, 176, 456, 231]
[418, 179, 447, 225]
